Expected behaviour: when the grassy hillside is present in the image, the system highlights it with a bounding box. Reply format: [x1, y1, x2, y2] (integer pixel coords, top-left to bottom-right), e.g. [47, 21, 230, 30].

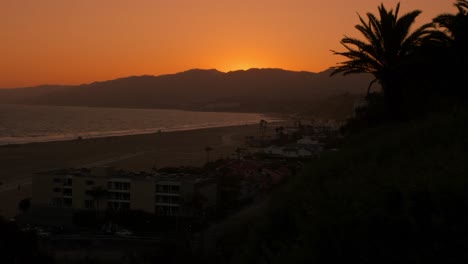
[231, 109, 468, 263]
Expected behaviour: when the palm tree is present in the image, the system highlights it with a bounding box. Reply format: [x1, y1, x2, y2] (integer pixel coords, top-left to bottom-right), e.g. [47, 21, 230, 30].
[88, 186, 108, 218]
[235, 147, 243, 160]
[433, 0, 468, 98]
[18, 198, 31, 214]
[434, 0, 468, 45]
[331, 3, 439, 115]
[259, 119, 268, 142]
[205, 146, 213, 164]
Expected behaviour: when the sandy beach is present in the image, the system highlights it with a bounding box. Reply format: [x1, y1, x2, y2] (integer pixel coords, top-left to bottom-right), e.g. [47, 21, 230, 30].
[0, 122, 286, 218]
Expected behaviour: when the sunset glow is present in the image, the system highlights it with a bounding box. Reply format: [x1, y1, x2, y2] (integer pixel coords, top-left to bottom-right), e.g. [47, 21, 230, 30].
[0, 0, 455, 88]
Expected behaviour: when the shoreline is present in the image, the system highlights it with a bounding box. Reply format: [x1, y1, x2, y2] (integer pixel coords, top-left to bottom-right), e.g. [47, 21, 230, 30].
[0, 120, 289, 180]
[0, 103, 287, 146]
[0, 118, 285, 147]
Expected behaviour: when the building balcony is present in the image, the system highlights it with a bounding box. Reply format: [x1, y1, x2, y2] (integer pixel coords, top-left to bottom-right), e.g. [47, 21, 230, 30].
[155, 202, 180, 207]
[107, 188, 130, 193]
[107, 199, 130, 203]
[155, 192, 180, 196]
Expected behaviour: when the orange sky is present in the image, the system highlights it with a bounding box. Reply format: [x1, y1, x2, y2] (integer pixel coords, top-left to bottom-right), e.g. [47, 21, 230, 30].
[0, 0, 455, 88]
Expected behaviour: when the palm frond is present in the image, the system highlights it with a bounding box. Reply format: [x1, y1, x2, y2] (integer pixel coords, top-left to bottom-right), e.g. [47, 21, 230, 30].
[455, 0, 468, 15]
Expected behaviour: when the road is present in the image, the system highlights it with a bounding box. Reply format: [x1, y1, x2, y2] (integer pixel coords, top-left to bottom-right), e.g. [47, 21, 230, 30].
[80, 151, 146, 167]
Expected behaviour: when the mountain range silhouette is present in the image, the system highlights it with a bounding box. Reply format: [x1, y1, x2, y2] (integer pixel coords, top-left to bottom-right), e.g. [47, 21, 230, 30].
[0, 68, 374, 116]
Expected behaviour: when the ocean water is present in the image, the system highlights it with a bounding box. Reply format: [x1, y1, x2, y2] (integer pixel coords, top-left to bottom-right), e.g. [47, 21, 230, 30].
[0, 104, 277, 145]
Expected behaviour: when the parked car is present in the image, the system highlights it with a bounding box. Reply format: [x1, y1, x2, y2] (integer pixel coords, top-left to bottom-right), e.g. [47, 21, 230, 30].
[115, 229, 133, 237]
[20, 224, 34, 233]
[36, 228, 51, 237]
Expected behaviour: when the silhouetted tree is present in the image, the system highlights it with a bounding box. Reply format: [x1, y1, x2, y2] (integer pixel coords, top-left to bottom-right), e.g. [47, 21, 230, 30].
[433, 0, 468, 99]
[434, 0, 468, 46]
[275, 126, 284, 136]
[259, 119, 268, 141]
[88, 186, 108, 218]
[0, 216, 53, 263]
[205, 146, 213, 163]
[18, 197, 31, 214]
[235, 147, 242, 160]
[331, 3, 440, 117]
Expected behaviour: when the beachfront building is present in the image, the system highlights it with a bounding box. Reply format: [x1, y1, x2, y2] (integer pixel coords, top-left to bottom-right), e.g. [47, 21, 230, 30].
[263, 144, 319, 158]
[32, 166, 217, 217]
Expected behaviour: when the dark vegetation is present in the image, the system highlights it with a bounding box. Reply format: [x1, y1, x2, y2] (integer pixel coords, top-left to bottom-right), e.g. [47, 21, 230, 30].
[231, 111, 468, 263]
[332, 1, 468, 124]
[225, 1, 468, 263]
[73, 209, 206, 235]
[0, 216, 53, 264]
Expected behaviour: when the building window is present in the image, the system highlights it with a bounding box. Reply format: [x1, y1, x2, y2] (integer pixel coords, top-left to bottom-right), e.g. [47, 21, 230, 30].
[156, 184, 180, 193]
[53, 178, 61, 183]
[156, 195, 180, 204]
[52, 197, 62, 207]
[86, 180, 94, 185]
[63, 188, 72, 196]
[53, 188, 61, 193]
[84, 200, 94, 209]
[108, 201, 130, 211]
[63, 178, 72, 187]
[171, 185, 180, 193]
[108, 181, 131, 190]
[108, 192, 130, 201]
[63, 198, 72, 208]
[156, 205, 179, 216]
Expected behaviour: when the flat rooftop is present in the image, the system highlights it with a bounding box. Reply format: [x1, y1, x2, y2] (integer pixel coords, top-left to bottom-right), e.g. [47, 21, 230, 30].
[35, 167, 210, 183]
